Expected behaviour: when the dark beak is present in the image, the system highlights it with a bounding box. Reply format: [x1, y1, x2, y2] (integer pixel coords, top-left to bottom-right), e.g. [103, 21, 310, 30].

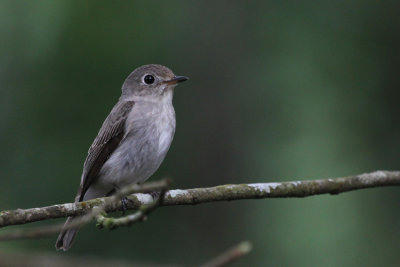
[164, 76, 189, 85]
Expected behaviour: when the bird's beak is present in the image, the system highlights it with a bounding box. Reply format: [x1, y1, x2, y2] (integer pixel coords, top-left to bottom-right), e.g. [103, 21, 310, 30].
[164, 76, 189, 85]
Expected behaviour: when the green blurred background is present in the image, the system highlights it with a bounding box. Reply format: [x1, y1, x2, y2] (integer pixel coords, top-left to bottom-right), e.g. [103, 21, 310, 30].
[1, 1, 399, 266]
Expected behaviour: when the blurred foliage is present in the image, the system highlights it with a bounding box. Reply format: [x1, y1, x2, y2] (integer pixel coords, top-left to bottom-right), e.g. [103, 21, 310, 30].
[0, 1, 399, 266]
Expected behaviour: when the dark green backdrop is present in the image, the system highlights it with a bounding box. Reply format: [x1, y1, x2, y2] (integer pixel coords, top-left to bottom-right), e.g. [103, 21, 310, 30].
[1, 1, 399, 266]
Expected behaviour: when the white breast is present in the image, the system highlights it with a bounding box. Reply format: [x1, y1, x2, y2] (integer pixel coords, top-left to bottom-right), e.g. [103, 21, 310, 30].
[98, 92, 176, 188]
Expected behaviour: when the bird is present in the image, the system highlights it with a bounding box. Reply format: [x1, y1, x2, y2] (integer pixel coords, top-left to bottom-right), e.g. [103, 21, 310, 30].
[55, 64, 188, 251]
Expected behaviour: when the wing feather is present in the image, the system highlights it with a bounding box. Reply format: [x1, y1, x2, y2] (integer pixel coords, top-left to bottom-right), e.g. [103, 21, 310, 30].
[76, 100, 134, 201]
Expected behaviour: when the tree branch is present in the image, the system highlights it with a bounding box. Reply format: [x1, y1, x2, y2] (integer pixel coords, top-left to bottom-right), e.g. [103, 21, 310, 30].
[96, 187, 167, 230]
[0, 179, 171, 241]
[200, 241, 252, 267]
[1, 170, 399, 231]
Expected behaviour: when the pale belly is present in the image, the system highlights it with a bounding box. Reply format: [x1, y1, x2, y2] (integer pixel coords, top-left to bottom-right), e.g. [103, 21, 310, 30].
[94, 103, 175, 193]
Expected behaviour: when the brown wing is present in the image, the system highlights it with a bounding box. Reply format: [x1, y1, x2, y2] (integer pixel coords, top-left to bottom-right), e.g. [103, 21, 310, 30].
[76, 100, 134, 201]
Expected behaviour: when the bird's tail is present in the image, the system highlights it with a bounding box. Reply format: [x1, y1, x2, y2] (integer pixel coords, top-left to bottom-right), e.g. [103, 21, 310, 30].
[55, 217, 80, 251]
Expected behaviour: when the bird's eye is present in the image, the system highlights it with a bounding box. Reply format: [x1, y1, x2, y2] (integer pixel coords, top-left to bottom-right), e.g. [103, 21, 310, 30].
[143, 75, 155, 85]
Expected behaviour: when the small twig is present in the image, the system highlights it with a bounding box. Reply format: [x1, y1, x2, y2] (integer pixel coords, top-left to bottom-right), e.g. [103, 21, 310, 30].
[0, 179, 171, 241]
[96, 187, 168, 229]
[200, 241, 252, 267]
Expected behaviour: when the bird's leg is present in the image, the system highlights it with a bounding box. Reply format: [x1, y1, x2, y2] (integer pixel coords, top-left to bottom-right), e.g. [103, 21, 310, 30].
[149, 191, 161, 199]
[120, 197, 129, 214]
[108, 186, 130, 215]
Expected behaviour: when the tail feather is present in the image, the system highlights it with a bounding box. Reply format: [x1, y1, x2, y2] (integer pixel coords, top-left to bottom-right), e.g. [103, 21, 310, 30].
[55, 217, 80, 251]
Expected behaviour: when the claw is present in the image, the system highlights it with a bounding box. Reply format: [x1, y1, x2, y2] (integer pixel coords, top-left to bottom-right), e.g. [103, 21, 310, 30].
[121, 197, 129, 215]
[149, 191, 160, 199]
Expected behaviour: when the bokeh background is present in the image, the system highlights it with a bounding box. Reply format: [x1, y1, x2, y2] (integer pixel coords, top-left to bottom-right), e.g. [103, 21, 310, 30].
[1, 1, 399, 266]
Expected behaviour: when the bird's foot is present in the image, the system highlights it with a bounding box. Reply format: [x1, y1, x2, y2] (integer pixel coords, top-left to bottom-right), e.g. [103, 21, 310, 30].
[149, 191, 161, 200]
[121, 197, 131, 215]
